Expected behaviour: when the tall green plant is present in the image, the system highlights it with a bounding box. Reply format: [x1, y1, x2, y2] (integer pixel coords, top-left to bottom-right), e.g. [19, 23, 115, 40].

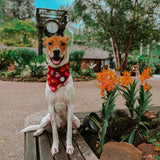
[119, 67, 153, 143]
[97, 86, 119, 154]
[119, 80, 139, 118]
[126, 85, 152, 144]
[136, 85, 152, 123]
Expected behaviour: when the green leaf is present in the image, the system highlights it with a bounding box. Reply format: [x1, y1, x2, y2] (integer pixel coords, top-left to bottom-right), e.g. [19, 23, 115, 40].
[121, 134, 129, 142]
[88, 118, 100, 132]
[89, 116, 102, 130]
[128, 129, 136, 144]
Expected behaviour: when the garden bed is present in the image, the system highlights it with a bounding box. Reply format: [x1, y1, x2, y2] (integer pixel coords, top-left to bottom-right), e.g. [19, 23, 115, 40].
[79, 109, 160, 159]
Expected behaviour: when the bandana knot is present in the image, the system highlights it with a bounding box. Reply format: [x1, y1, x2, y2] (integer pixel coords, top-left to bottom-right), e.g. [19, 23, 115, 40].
[47, 63, 70, 92]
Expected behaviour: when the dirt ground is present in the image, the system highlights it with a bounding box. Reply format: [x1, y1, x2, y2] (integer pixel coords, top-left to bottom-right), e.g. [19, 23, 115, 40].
[0, 76, 160, 160]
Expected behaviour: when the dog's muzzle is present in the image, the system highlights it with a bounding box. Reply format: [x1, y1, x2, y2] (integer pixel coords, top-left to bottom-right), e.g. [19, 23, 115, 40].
[50, 49, 64, 65]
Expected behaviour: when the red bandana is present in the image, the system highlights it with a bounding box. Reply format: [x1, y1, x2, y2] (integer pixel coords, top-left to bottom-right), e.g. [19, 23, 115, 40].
[47, 63, 70, 92]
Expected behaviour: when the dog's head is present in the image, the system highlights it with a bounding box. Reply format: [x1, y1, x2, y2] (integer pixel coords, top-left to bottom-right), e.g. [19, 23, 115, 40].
[43, 36, 70, 67]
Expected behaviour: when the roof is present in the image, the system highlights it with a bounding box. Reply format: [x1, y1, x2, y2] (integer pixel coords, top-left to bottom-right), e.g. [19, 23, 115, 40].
[68, 45, 109, 60]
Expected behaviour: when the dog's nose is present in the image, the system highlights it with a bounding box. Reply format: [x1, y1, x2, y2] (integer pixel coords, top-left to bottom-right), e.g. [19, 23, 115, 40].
[53, 49, 60, 56]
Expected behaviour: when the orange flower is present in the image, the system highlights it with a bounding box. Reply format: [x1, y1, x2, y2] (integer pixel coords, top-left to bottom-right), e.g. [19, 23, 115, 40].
[96, 68, 117, 96]
[96, 68, 134, 96]
[139, 74, 145, 84]
[118, 71, 133, 87]
[140, 67, 152, 84]
[143, 82, 150, 91]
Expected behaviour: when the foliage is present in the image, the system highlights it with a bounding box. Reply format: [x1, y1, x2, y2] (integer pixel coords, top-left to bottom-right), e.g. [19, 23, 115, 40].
[0, 49, 15, 72]
[125, 85, 153, 144]
[0, 0, 4, 24]
[129, 43, 160, 74]
[149, 132, 160, 146]
[0, 48, 47, 79]
[119, 80, 139, 118]
[69, 50, 84, 74]
[1, 0, 35, 21]
[97, 86, 118, 154]
[127, 56, 138, 71]
[148, 132, 160, 160]
[0, 19, 37, 47]
[81, 68, 96, 77]
[136, 86, 152, 122]
[70, 70, 80, 78]
[72, 0, 160, 71]
[28, 54, 47, 78]
[13, 48, 37, 74]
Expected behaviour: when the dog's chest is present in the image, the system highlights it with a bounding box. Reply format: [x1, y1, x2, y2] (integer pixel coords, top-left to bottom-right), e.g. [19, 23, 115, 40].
[45, 76, 74, 105]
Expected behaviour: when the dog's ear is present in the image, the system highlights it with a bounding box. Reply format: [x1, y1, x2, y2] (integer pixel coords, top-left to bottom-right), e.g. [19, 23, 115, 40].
[42, 37, 48, 47]
[42, 37, 48, 42]
[65, 37, 71, 42]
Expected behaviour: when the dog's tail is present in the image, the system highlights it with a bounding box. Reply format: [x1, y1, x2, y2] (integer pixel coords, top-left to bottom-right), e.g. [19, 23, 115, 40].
[21, 125, 41, 133]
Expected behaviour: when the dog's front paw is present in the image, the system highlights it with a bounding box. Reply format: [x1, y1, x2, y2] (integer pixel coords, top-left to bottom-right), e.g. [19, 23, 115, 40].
[51, 145, 59, 156]
[66, 144, 74, 155]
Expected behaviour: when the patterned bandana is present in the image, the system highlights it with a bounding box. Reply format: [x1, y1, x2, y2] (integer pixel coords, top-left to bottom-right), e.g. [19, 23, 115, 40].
[47, 63, 70, 92]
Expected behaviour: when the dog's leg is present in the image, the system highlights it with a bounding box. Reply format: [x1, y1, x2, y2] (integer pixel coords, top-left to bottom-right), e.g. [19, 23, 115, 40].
[33, 113, 51, 137]
[49, 106, 59, 156]
[72, 115, 80, 129]
[72, 115, 81, 134]
[66, 104, 74, 155]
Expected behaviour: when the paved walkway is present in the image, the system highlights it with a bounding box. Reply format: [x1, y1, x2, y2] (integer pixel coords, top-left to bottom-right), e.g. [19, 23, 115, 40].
[0, 77, 160, 160]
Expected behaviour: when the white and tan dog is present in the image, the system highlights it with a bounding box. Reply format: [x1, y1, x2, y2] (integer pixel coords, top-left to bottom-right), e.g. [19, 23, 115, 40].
[21, 36, 80, 156]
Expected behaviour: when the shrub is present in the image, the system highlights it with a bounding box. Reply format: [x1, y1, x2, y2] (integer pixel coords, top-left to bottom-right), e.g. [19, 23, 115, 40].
[13, 48, 37, 74]
[0, 49, 15, 72]
[28, 54, 47, 78]
[70, 70, 80, 78]
[69, 50, 84, 74]
[81, 68, 96, 77]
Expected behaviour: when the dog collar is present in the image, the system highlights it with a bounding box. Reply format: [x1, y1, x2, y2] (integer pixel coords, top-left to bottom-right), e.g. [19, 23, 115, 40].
[47, 63, 70, 92]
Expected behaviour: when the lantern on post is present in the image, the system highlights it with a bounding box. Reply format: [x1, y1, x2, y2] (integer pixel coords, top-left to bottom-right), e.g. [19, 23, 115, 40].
[36, 8, 67, 55]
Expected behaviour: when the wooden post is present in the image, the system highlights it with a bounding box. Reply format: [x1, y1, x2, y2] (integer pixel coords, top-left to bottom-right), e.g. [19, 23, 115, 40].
[38, 27, 44, 56]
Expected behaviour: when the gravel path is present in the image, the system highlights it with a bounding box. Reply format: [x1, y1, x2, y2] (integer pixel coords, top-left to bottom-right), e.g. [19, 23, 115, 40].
[0, 76, 160, 160]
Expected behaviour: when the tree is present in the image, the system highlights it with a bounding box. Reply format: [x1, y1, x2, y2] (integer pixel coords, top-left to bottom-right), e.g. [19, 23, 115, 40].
[0, 0, 4, 24]
[1, 0, 35, 20]
[72, 0, 160, 71]
[0, 19, 37, 46]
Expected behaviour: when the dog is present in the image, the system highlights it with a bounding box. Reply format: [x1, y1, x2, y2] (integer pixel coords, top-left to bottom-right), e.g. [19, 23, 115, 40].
[21, 36, 80, 156]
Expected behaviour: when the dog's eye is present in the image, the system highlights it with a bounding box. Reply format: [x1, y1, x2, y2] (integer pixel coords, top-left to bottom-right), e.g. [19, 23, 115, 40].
[48, 42, 52, 45]
[61, 42, 65, 46]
